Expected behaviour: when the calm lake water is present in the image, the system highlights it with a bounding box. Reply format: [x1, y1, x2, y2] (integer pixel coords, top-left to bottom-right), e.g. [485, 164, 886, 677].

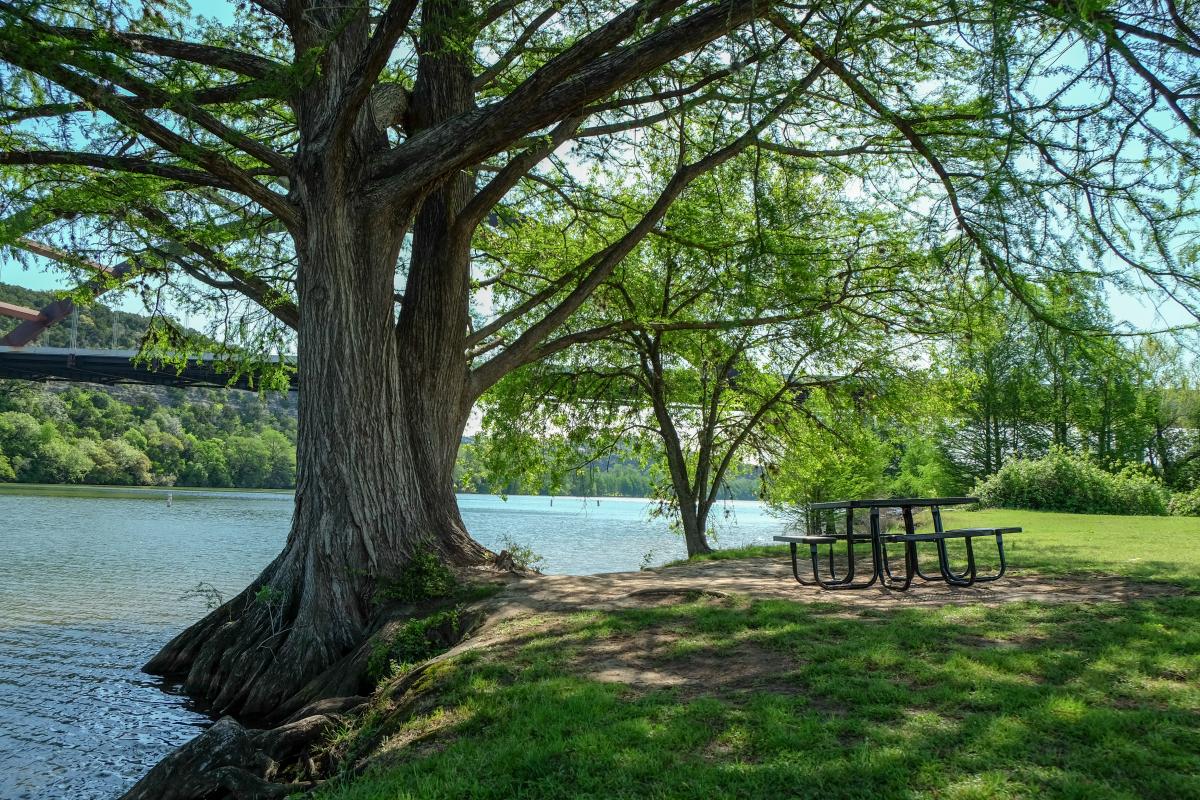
[0, 486, 787, 799]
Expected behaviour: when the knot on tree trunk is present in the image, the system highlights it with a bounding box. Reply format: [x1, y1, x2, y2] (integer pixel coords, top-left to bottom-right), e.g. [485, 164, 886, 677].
[370, 82, 411, 134]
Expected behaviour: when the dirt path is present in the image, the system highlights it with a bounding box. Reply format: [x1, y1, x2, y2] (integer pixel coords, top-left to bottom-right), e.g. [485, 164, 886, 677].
[482, 557, 1185, 617]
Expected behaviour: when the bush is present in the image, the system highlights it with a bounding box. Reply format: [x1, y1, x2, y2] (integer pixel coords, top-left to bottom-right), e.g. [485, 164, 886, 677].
[497, 534, 545, 572]
[376, 551, 457, 603]
[1168, 488, 1200, 517]
[974, 448, 1168, 516]
[367, 608, 462, 681]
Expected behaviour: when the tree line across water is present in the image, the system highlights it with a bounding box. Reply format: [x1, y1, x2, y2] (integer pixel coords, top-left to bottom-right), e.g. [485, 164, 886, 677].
[0, 377, 761, 498]
[2, 283, 1196, 513]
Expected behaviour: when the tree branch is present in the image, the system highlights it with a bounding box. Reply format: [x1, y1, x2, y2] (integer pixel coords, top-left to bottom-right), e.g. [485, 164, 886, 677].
[0, 151, 236, 190]
[468, 60, 825, 394]
[325, 0, 420, 147]
[137, 206, 300, 330]
[0, 39, 299, 229]
[370, 0, 765, 195]
[0, 2, 284, 77]
[0, 80, 286, 124]
[474, 3, 561, 90]
[456, 113, 584, 234]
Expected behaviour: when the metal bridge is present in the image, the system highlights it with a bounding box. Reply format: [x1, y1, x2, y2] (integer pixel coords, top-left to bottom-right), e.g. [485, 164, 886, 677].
[0, 346, 295, 391]
[1, 252, 293, 390]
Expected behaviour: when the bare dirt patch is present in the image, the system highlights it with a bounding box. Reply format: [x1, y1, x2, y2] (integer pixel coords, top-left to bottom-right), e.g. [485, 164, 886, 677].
[576, 625, 796, 695]
[474, 558, 1186, 624]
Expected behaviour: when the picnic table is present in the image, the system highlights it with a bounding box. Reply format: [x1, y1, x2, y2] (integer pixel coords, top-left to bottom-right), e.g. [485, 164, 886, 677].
[773, 497, 1021, 591]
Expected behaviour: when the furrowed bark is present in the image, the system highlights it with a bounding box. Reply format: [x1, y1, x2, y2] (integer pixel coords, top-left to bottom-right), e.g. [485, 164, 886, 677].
[144, 0, 490, 718]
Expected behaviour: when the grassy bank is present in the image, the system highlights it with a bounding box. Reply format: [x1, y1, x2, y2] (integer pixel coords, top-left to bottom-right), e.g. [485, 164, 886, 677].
[314, 594, 1198, 800]
[306, 508, 1199, 800]
[942, 509, 1200, 586]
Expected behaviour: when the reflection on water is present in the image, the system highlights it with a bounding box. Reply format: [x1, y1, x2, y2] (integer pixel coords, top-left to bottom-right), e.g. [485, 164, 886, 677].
[0, 486, 785, 798]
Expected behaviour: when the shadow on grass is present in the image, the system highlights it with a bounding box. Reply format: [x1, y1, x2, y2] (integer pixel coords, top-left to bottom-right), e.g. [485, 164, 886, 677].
[318, 593, 1200, 800]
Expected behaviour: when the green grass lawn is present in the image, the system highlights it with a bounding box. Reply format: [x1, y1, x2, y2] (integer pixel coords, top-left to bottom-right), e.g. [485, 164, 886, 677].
[314, 595, 1199, 800]
[311, 509, 1199, 800]
[942, 509, 1200, 586]
[694, 509, 1200, 587]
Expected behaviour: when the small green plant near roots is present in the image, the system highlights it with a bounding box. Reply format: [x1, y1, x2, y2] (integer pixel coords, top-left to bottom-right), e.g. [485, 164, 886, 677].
[375, 551, 457, 604]
[178, 581, 225, 611]
[497, 534, 545, 572]
[367, 608, 464, 683]
[254, 584, 287, 635]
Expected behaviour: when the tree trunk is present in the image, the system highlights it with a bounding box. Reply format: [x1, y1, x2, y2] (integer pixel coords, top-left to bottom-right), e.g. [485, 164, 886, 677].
[640, 341, 713, 558]
[145, 0, 490, 721]
[678, 495, 714, 557]
[145, 172, 487, 725]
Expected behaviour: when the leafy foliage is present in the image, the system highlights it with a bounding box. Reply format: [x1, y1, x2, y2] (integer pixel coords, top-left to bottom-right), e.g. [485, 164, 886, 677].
[376, 551, 457, 604]
[366, 608, 462, 683]
[937, 281, 1200, 492]
[1168, 488, 1200, 517]
[974, 448, 1169, 516]
[496, 534, 545, 573]
[0, 380, 296, 487]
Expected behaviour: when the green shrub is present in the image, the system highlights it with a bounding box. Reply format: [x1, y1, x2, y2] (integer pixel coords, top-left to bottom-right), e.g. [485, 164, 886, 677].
[377, 550, 457, 603]
[497, 534, 545, 572]
[974, 448, 1168, 516]
[367, 608, 461, 681]
[1168, 488, 1200, 517]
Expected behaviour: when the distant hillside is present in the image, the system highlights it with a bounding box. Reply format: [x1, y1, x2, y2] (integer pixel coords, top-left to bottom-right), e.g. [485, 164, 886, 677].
[0, 283, 754, 498]
[0, 281, 153, 349]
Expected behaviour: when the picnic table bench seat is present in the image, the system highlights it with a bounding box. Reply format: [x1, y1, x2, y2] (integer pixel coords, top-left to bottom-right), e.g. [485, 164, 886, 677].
[779, 497, 1023, 592]
[773, 533, 875, 545]
[883, 526, 1021, 543]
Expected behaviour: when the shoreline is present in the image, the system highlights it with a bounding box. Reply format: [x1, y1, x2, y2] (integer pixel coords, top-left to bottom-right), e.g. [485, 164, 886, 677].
[120, 554, 1195, 800]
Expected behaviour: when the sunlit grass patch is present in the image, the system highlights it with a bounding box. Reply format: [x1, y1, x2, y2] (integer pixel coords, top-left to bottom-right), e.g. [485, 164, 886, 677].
[685, 508, 1200, 587]
[313, 590, 1200, 800]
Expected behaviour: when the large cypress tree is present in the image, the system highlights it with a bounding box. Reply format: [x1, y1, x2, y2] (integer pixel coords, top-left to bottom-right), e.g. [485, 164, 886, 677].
[1, 0, 1195, 718]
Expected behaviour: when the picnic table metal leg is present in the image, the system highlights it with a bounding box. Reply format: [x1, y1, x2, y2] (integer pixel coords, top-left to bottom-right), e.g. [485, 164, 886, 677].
[816, 508, 862, 587]
[788, 542, 815, 586]
[814, 509, 846, 584]
[911, 505, 948, 582]
[964, 532, 1008, 583]
[812, 558, 878, 590]
[809, 511, 878, 590]
[842, 508, 858, 581]
[878, 505, 915, 590]
[878, 540, 916, 590]
[921, 504, 974, 583]
[935, 534, 978, 587]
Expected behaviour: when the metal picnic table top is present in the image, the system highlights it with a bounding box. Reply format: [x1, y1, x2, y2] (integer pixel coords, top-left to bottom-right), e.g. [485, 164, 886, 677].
[808, 496, 978, 511]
